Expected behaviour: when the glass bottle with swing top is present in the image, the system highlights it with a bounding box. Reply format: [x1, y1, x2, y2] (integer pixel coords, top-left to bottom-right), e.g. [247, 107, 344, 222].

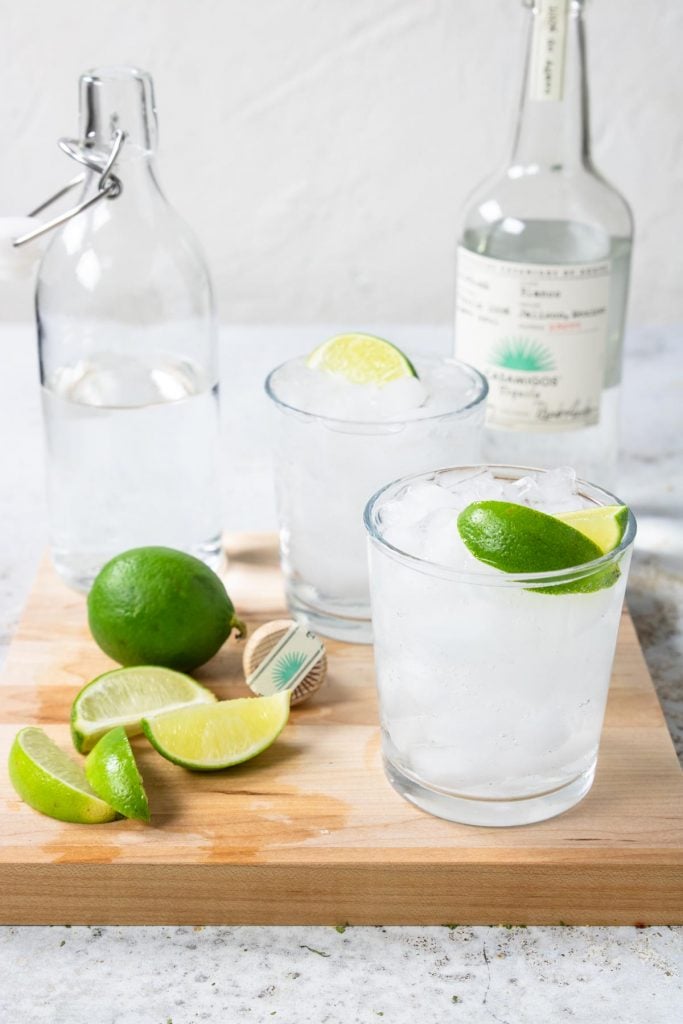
[34, 67, 222, 589]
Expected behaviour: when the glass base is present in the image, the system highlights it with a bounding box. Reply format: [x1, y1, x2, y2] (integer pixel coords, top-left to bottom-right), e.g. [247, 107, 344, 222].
[52, 533, 224, 593]
[383, 754, 597, 827]
[286, 584, 373, 644]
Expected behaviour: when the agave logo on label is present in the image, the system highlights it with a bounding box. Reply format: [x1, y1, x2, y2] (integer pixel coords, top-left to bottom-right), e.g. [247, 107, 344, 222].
[491, 337, 556, 373]
[272, 651, 309, 690]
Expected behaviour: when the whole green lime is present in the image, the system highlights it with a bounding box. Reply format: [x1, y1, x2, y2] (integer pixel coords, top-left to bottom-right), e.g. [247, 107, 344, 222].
[87, 547, 246, 671]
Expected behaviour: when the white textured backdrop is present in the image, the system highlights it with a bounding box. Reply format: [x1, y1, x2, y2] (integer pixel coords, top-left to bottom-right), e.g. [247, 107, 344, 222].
[1, 0, 681, 325]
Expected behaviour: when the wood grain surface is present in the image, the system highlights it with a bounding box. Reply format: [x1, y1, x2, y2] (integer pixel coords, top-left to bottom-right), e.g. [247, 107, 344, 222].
[1, 534, 682, 925]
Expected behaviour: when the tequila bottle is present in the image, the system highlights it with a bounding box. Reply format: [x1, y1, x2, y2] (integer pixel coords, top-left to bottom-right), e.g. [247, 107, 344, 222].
[454, 0, 632, 485]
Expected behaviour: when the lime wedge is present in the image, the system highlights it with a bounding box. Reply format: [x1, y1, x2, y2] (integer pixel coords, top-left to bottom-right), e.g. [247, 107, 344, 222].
[457, 501, 618, 594]
[71, 666, 217, 753]
[142, 693, 290, 771]
[555, 505, 628, 554]
[85, 726, 150, 823]
[305, 333, 417, 385]
[8, 727, 117, 824]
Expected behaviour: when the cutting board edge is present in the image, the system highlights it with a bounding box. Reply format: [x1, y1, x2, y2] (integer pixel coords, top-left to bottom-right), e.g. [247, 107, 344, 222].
[1, 860, 682, 927]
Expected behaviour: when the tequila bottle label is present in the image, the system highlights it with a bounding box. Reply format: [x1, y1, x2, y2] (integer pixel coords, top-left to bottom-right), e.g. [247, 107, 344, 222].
[529, 0, 569, 102]
[455, 246, 610, 433]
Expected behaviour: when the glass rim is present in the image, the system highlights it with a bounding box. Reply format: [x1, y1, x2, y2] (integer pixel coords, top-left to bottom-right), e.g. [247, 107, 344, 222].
[264, 352, 488, 427]
[363, 464, 637, 587]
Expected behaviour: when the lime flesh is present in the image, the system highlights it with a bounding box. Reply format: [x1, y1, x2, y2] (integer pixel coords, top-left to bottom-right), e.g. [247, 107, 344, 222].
[8, 727, 117, 824]
[85, 726, 150, 822]
[305, 333, 417, 385]
[71, 665, 217, 753]
[555, 505, 628, 554]
[142, 693, 290, 771]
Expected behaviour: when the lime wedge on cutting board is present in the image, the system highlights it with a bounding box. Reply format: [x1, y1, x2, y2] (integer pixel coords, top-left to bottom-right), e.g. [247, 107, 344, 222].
[71, 665, 217, 753]
[306, 333, 417, 385]
[142, 693, 290, 771]
[85, 726, 150, 822]
[8, 727, 117, 824]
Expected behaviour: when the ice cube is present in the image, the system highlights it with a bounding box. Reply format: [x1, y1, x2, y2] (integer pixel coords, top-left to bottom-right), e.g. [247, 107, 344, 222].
[420, 507, 474, 568]
[446, 469, 507, 506]
[381, 482, 456, 525]
[509, 466, 582, 512]
[374, 377, 428, 418]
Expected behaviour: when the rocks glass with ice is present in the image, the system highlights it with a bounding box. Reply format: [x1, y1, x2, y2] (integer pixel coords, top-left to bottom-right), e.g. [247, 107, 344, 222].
[265, 354, 487, 642]
[364, 466, 636, 826]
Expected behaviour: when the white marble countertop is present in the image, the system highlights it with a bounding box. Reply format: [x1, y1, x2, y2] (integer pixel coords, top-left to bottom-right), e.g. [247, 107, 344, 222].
[1, 324, 681, 1022]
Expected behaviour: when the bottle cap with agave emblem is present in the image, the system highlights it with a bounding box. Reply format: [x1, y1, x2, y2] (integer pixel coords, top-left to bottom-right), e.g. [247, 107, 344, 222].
[242, 620, 327, 706]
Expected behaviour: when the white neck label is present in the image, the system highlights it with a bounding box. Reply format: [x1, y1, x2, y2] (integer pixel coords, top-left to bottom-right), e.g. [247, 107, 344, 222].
[529, 0, 569, 102]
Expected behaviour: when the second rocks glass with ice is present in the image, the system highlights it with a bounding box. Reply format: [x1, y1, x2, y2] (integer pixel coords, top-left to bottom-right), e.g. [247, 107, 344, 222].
[265, 334, 487, 643]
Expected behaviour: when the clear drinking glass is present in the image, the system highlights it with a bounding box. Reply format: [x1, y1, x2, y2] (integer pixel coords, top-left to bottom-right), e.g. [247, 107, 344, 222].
[265, 355, 487, 643]
[365, 465, 636, 826]
[37, 67, 221, 589]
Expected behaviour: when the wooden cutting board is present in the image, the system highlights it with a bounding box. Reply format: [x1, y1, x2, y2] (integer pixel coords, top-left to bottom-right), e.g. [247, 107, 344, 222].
[1, 533, 682, 925]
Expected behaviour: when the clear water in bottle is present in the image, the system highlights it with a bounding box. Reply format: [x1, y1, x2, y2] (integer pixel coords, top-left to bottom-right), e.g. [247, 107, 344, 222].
[42, 351, 221, 590]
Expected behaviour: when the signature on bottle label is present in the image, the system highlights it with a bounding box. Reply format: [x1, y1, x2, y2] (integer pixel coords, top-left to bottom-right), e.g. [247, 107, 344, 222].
[455, 247, 610, 433]
[529, 0, 569, 102]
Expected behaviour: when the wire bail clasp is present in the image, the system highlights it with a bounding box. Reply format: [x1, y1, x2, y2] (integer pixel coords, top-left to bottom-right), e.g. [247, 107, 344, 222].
[13, 129, 125, 247]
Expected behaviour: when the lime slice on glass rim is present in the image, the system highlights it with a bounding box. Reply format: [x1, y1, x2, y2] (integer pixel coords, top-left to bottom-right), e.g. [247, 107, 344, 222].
[555, 504, 628, 553]
[8, 727, 117, 824]
[142, 693, 291, 771]
[71, 665, 217, 753]
[85, 726, 150, 823]
[306, 333, 417, 385]
[457, 500, 627, 594]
